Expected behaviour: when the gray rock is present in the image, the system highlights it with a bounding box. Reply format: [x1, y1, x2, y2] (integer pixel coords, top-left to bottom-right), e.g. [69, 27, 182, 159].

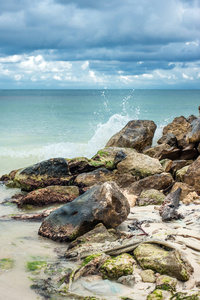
[38, 181, 130, 242]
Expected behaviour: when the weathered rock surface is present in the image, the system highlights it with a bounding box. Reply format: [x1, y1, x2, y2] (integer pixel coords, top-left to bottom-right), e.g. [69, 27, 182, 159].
[134, 243, 193, 281]
[143, 144, 172, 159]
[159, 188, 183, 221]
[157, 133, 178, 147]
[74, 168, 136, 189]
[137, 189, 165, 206]
[176, 165, 190, 182]
[140, 269, 155, 283]
[156, 274, 177, 291]
[105, 120, 156, 152]
[162, 116, 190, 148]
[117, 152, 163, 178]
[7, 158, 72, 191]
[17, 185, 79, 207]
[91, 147, 136, 170]
[187, 117, 200, 143]
[38, 182, 130, 242]
[171, 160, 193, 175]
[67, 223, 119, 251]
[100, 253, 136, 279]
[184, 156, 200, 193]
[127, 173, 174, 196]
[170, 182, 195, 202]
[160, 159, 173, 172]
[67, 157, 96, 175]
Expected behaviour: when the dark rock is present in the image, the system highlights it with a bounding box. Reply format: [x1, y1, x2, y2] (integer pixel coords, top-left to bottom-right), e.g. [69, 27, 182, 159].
[105, 120, 157, 152]
[17, 185, 79, 207]
[159, 188, 183, 221]
[9, 158, 72, 191]
[187, 114, 197, 123]
[157, 133, 178, 147]
[171, 160, 193, 174]
[159, 147, 182, 160]
[38, 182, 130, 242]
[67, 157, 96, 175]
[143, 144, 172, 159]
[127, 173, 174, 196]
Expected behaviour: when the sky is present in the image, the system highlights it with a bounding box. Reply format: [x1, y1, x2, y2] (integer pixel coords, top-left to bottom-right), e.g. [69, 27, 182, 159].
[0, 0, 199, 89]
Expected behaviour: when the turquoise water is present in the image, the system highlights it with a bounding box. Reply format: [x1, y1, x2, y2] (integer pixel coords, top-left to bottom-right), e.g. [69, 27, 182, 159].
[0, 89, 200, 175]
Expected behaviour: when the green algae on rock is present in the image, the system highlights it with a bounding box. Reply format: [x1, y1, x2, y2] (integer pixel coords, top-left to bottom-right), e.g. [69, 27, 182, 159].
[100, 253, 135, 279]
[133, 243, 193, 281]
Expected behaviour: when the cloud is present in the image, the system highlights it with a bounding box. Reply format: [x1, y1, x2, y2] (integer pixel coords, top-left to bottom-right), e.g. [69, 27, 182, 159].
[0, 0, 199, 88]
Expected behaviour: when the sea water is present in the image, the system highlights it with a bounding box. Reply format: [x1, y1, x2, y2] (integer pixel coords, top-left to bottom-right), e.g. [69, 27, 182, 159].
[0, 89, 200, 299]
[0, 89, 200, 176]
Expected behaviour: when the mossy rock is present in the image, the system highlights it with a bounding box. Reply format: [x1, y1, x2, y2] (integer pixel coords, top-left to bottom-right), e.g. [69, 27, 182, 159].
[147, 289, 172, 300]
[100, 253, 135, 279]
[137, 189, 165, 206]
[170, 292, 200, 300]
[134, 243, 193, 281]
[0, 258, 14, 270]
[156, 275, 177, 291]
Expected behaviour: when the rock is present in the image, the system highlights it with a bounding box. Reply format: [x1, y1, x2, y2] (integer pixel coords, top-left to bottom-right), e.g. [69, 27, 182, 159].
[158, 147, 182, 160]
[100, 253, 136, 279]
[17, 185, 79, 207]
[159, 188, 183, 221]
[157, 133, 178, 147]
[171, 292, 200, 299]
[67, 157, 96, 175]
[117, 152, 163, 178]
[187, 114, 197, 123]
[176, 166, 189, 182]
[156, 275, 177, 291]
[184, 156, 200, 193]
[143, 144, 172, 159]
[171, 160, 193, 175]
[127, 173, 174, 196]
[137, 189, 165, 206]
[162, 116, 190, 148]
[67, 223, 118, 251]
[179, 144, 199, 160]
[9, 207, 58, 221]
[38, 182, 130, 242]
[105, 120, 156, 152]
[147, 289, 172, 300]
[160, 159, 173, 172]
[117, 275, 135, 287]
[91, 147, 136, 170]
[187, 117, 200, 143]
[74, 168, 136, 189]
[182, 191, 200, 205]
[170, 182, 195, 202]
[133, 243, 193, 281]
[9, 158, 72, 191]
[140, 269, 155, 283]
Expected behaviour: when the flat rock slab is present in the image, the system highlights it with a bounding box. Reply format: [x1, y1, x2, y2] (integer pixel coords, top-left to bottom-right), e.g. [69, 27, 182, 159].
[38, 181, 130, 242]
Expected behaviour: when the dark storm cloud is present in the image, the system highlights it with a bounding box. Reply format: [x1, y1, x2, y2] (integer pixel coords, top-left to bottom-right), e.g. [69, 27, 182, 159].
[0, 0, 199, 88]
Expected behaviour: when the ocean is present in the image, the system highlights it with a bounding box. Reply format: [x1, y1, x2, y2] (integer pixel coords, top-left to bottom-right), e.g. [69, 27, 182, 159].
[0, 89, 200, 176]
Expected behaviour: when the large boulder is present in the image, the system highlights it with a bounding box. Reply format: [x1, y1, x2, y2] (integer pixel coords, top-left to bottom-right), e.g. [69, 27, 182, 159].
[136, 189, 166, 206]
[8, 158, 72, 191]
[127, 173, 174, 196]
[162, 116, 190, 148]
[38, 182, 130, 242]
[134, 243, 193, 281]
[184, 156, 200, 193]
[105, 120, 156, 152]
[117, 152, 163, 178]
[17, 185, 79, 208]
[74, 168, 136, 189]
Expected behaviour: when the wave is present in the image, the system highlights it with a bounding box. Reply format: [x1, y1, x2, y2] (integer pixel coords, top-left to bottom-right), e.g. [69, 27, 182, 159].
[0, 110, 167, 176]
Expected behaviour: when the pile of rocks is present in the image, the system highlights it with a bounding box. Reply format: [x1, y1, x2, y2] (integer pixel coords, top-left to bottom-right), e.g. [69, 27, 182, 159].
[1, 116, 200, 299]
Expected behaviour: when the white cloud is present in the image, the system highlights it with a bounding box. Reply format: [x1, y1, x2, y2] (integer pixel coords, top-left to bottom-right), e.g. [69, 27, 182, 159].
[14, 74, 21, 81]
[81, 60, 89, 70]
[53, 75, 62, 81]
